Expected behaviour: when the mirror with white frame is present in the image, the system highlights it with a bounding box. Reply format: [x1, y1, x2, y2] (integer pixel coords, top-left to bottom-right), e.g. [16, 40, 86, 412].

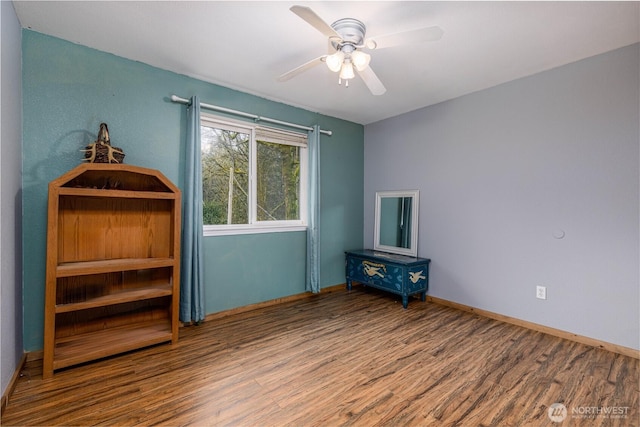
[373, 190, 419, 257]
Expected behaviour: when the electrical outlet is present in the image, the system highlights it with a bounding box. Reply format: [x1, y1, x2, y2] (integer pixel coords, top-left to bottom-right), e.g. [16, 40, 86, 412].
[536, 286, 547, 300]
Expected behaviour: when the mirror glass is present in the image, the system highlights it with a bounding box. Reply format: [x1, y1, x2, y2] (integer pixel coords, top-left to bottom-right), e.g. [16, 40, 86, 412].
[374, 190, 419, 257]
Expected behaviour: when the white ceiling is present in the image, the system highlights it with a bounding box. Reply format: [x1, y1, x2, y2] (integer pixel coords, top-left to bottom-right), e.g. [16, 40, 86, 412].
[13, 1, 640, 125]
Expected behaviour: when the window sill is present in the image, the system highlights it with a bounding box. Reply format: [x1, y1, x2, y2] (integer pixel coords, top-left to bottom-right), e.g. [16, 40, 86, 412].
[203, 224, 307, 237]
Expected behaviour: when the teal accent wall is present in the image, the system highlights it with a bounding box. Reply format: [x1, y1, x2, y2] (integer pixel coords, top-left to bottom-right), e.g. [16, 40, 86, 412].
[379, 198, 402, 247]
[22, 30, 364, 351]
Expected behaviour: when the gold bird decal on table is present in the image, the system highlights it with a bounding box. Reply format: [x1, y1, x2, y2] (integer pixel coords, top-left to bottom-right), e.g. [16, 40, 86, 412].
[409, 271, 426, 283]
[81, 123, 125, 163]
[363, 264, 385, 278]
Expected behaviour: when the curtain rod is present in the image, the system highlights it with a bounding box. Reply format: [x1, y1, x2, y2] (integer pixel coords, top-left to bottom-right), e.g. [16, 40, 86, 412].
[170, 95, 332, 136]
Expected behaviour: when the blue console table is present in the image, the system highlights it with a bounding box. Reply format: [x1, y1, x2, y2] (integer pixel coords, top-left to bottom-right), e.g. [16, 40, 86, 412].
[345, 250, 431, 309]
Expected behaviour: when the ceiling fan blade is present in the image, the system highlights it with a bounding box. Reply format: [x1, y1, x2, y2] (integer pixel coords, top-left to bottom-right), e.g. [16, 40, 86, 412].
[277, 56, 327, 82]
[357, 66, 386, 96]
[366, 26, 443, 50]
[290, 5, 341, 39]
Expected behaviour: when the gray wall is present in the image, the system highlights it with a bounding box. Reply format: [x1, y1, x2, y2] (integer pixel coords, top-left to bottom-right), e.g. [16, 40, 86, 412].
[364, 44, 639, 350]
[1, 1, 24, 398]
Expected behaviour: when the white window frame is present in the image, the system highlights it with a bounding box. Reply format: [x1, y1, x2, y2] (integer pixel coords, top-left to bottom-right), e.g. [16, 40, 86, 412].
[201, 113, 308, 236]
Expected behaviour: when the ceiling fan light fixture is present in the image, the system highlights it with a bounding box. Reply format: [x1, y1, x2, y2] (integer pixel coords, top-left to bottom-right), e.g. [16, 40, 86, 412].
[339, 60, 355, 80]
[326, 51, 345, 72]
[282, 6, 440, 95]
[351, 50, 371, 71]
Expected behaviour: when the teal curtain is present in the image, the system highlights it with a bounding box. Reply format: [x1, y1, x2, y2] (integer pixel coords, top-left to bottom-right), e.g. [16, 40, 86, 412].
[306, 125, 321, 293]
[180, 96, 205, 323]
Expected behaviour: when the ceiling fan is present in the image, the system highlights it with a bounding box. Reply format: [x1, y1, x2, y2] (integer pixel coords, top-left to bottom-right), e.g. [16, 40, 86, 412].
[277, 5, 443, 95]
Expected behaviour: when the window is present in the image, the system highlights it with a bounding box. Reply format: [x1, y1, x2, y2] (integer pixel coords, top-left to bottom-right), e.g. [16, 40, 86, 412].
[201, 114, 308, 235]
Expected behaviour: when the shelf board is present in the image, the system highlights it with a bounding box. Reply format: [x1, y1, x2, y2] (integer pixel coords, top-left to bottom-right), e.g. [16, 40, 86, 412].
[53, 320, 173, 371]
[57, 187, 177, 200]
[55, 284, 173, 313]
[57, 258, 176, 277]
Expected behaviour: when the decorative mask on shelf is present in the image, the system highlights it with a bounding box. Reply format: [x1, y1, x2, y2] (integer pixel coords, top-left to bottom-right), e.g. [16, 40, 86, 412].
[81, 123, 125, 164]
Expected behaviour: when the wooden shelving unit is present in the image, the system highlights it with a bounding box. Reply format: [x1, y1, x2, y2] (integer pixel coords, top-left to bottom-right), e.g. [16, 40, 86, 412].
[43, 164, 181, 378]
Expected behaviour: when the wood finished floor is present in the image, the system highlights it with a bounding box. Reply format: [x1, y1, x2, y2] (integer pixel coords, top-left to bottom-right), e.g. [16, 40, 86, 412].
[3, 287, 639, 427]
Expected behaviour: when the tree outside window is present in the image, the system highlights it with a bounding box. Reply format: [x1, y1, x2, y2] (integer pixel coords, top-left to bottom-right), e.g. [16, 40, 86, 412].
[200, 116, 307, 234]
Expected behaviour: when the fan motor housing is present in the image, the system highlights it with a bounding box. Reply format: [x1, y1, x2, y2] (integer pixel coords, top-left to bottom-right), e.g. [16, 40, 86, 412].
[331, 18, 366, 48]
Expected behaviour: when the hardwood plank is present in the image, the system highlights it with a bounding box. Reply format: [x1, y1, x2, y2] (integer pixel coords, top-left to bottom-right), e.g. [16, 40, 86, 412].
[428, 295, 640, 359]
[3, 288, 638, 426]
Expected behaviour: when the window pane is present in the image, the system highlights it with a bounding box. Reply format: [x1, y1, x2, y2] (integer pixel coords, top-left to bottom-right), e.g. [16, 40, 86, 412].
[256, 140, 300, 221]
[201, 126, 250, 225]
